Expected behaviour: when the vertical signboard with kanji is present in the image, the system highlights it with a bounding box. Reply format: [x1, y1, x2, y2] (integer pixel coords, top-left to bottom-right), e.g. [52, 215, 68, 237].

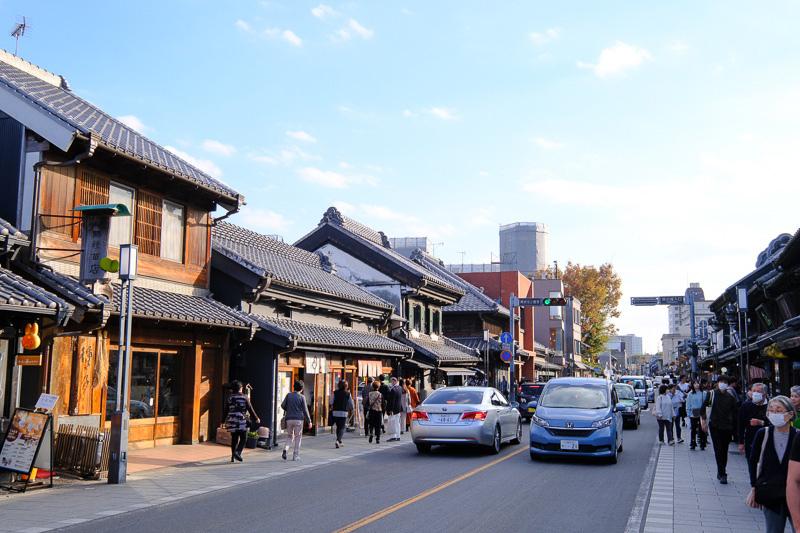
[79, 215, 110, 285]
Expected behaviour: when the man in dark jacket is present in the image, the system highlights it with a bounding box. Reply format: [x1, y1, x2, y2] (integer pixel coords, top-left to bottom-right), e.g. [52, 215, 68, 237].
[702, 375, 739, 484]
[738, 382, 769, 461]
[386, 377, 403, 442]
[378, 374, 390, 434]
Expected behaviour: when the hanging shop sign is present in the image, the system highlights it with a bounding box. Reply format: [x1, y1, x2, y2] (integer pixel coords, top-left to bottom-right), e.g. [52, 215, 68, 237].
[305, 352, 328, 374]
[16, 355, 41, 366]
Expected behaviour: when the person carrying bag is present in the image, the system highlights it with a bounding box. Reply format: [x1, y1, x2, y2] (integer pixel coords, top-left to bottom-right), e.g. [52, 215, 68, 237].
[747, 395, 798, 533]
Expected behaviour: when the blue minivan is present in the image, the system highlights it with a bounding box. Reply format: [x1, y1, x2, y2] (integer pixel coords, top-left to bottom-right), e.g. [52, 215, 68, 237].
[529, 377, 624, 464]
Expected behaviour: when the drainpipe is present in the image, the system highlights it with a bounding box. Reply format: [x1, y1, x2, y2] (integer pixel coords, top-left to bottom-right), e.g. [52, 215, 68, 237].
[29, 134, 99, 262]
[272, 338, 297, 446]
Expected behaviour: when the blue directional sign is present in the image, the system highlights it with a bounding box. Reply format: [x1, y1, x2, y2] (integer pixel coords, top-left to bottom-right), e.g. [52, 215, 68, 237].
[500, 332, 513, 344]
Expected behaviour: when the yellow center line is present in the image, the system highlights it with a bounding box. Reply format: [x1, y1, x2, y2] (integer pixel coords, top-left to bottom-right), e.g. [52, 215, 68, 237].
[332, 446, 528, 533]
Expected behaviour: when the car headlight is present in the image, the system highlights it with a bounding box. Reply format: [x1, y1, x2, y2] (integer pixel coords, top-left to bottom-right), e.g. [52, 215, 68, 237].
[591, 417, 613, 429]
[626, 406, 635, 412]
[532, 415, 549, 427]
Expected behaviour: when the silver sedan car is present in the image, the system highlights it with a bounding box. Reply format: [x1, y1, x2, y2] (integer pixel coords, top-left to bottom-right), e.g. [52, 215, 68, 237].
[410, 386, 522, 454]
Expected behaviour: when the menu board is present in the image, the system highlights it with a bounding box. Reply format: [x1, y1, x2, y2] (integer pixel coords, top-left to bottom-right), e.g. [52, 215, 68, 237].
[0, 409, 49, 474]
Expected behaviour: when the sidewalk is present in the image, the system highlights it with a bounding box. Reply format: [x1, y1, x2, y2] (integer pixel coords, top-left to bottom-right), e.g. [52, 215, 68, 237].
[643, 432, 769, 533]
[0, 429, 404, 533]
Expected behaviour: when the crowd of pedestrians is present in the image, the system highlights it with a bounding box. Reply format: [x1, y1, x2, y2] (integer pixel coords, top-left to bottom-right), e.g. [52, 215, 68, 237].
[653, 373, 800, 532]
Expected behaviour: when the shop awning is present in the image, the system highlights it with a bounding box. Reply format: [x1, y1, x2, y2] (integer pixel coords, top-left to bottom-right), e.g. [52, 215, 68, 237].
[404, 358, 435, 370]
[439, 367, 476, 376]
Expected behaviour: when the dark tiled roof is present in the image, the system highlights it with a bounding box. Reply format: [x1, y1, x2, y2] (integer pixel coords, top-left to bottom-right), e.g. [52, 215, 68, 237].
[412, 250, 510, 316]
[252, 315, 412, 354]
[395, 330, 479, 363]
[297, 208, 464, 297]
[212, 222, 393, 310]
[0, 217, 26, 240]
[28, 266, 252, 328]
[0, 51, 240, 205]
[0, 267, 72, 318]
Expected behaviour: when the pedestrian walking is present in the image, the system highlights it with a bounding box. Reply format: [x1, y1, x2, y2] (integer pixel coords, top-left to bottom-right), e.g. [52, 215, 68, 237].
[362, 376, 374, 437]
[367, 381, 383, 444]
[678, 375, 690, 426]
[399, 379, 410, 435]
[378, 374, 390, 434]
[739, 382, 770, 461]
[405, 378, 419, 432]
[386, 377, 403, 442]
[281, 379, 312, 461]
[702, 375, 738, 484]
[790, 386, 800, 430]
[501, 376, 509, 397]
[223, 380, 260, 463]
[685, 380, 708, 450]
[748, 396, 797, 533]
[655, 385, 674, 445]
[329, 379, 354, 449]
[669, 383, 685, 443]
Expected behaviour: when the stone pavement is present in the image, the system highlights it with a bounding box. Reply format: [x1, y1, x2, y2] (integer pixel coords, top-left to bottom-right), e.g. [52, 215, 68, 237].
[643, 431, 771, 533]
[0, 429, 405, 533]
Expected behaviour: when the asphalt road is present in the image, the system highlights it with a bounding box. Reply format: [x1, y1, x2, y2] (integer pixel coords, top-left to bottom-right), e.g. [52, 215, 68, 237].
[65, 412, 660, 533]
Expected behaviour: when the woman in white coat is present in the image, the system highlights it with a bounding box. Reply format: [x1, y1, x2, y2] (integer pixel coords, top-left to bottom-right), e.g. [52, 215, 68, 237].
[655, 384, 675, 445]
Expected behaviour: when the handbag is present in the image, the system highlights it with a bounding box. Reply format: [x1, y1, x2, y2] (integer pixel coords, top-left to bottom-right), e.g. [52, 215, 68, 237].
[752, 429, 786, 508]
[280, 415, 286, 430]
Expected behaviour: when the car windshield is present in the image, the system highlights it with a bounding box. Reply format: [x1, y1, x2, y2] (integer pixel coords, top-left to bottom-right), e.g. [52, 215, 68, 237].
[423, 389, 484, 405]
[519, 384, 544, 396]
[615, 385, 635, 400]
[621, 378, 644, 389]
[540, 383, 609, 409]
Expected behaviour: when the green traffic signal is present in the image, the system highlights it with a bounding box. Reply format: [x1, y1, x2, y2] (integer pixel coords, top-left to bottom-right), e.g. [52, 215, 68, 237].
[543, 297, 567, 306]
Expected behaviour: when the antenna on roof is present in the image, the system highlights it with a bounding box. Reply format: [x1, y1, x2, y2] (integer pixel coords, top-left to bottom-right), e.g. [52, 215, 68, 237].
[430, 242, 444, 257]
[10, 16, 30, 56]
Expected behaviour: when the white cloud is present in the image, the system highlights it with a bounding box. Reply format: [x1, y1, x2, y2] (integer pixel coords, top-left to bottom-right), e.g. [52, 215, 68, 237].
[164, 146, 222, 177]
[280, 145, 321, 165]
[578, 41, 653, 79]
[235, 20, 253, 32]
[312, 4, 336, 19]
[249, 154, 279, 165]
[340, 106, 354, 114]
[202, 139, 237, 156]
[286, 130, 317, 142]
[332, 18, 374, 42]
[478, 171, 489, 177]
[118, 115, 150, 134]
[664, 41, 689, 54]
[297, 167, 377, 188]
[403, 109, 417, 117]
[530, 28, 560, 45]
[532, 137, 566, 151]
[333, 201, 355, 214]
[426, 107, 459, 120]
[339, 161, 353, 169]
[282, 30, 303, 46]
[236, 207, 293, 234]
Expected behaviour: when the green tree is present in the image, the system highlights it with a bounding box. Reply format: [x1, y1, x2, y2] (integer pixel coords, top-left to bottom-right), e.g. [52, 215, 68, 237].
[549, 262, 622, 364]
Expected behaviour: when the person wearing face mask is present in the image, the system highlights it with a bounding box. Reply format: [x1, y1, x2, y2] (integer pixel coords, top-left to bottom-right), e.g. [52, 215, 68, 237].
[678, 375, 690, 427]
[701, 375, 738, 484]
[748, 396, 797, 533]
[686, 380, 708, 450]
[739, 382, 770, 461]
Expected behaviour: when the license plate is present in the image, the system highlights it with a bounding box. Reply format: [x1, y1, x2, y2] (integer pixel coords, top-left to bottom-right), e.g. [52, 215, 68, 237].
[528, 406, 536, 412]
[560, 440, 579, 450]
[434, 414, 456, 423]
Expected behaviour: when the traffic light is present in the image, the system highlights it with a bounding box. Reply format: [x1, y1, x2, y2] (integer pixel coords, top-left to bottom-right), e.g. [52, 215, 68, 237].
[542, 297, 568, 306]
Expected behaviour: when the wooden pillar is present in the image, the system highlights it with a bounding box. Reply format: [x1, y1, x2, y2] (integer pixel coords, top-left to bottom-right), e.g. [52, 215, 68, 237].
[180, 336, 202, 444]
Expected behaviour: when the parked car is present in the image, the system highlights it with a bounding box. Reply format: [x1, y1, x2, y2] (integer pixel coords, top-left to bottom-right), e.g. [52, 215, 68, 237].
[614, 383, 640, 429]
[410, 386, 522, 454]
[529, 377, 624, 464]
[618, 376, 648, 408]
[517, 382, 546, 421]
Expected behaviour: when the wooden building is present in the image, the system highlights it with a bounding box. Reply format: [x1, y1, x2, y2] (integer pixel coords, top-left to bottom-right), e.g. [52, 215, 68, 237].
[0, 50, 253, 448]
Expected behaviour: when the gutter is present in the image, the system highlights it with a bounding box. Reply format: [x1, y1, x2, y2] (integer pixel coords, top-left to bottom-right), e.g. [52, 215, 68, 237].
[30, 133, 99, 262]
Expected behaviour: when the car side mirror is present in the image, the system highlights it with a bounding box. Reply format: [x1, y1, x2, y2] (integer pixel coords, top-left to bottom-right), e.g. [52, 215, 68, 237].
[530, 400, 538, 409]
[614, 403, 626, 412]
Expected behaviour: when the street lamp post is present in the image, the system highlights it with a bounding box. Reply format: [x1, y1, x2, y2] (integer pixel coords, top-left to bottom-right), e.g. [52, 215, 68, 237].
[108, 244, 138, 485]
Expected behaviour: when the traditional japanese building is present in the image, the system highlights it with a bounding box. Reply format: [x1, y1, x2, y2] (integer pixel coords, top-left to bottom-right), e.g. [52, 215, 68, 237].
[294, 208, 479, 397]
[210, 222, 412, 437]
[0, 49, 253, 448]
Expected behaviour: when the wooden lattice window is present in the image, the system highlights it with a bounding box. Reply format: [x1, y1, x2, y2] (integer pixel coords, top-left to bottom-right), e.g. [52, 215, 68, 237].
[39, 165, 77, 237]
[135, 191, 161, 256]
[79, 168, 110, 207]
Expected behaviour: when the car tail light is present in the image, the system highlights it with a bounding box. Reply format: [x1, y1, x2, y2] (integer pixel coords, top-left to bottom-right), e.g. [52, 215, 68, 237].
[411, 411, 429, 420]
[461, 411, 488, 420]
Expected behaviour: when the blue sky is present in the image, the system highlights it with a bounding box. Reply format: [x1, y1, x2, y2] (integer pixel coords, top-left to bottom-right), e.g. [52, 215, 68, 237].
[4, 1, 800, 353]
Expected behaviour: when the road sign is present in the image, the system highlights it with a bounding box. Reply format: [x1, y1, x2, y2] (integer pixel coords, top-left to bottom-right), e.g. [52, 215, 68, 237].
[500, 332, 513, 344]
[630, 297, 658, 306]
[658, 296, 685, 305]
[500, 350, 513, 362]
[517, 297, 542, 307]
